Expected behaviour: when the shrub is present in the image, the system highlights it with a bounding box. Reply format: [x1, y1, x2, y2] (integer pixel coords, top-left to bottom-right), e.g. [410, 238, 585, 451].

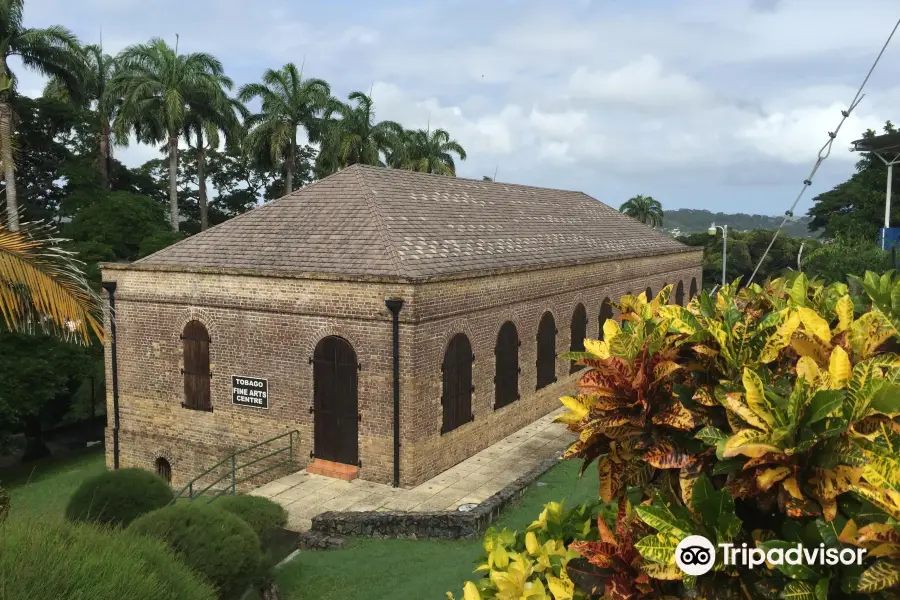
[65, 467, 173, 527]
[0, 517, 216, 600]
[450, 275, 900, 599]
[129, 502, 262, 599]
[213, 494, 287, 541]
[0, 484, 9, 523]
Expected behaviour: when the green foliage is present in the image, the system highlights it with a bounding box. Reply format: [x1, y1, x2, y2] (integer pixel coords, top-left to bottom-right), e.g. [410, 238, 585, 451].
[808, 121, 900, 240]
[0, 517, 216, 600]
[65, 467, 174, 527]
[213, 494, 287, 541]
[678, 228, 813, 286]
[619, 194, 664, 228]
[65, 191, 173, 261]
[0, 484, 9, 523]
[453, 275, 900, 599]
[0, 330, 96, 459]
[129, 502, 263, 599]
[803, 237, 893, 285]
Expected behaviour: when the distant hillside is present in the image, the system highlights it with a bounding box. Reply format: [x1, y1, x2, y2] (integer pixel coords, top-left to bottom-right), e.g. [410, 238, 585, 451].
[662, 209, 817, 238]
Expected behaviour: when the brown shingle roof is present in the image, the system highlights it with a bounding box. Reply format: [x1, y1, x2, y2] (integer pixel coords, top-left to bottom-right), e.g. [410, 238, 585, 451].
[135, 164, 692, 281]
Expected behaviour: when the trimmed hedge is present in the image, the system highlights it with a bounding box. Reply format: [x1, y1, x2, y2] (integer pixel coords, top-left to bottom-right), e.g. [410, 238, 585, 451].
[65, 467, 173, 527]
[213, 495, 287, 540]
[129, 502, 262, 600]
[0, 518, 216, 600]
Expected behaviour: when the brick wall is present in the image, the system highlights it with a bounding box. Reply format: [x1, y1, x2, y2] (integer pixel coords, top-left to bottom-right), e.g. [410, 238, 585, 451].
[101, 249, 701, 490]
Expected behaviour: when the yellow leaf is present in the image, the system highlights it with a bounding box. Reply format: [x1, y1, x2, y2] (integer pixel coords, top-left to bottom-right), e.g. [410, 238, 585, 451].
[583, 338, 610, 359]
[723, 392, 771, 432]
[492, 545, 510, 569]
[757, 467, 791, 492]
[546, 575, 573, 600]
[603, 319, 621, 344]
[783, 476, 804, 500]
[797, 306, 832, 344]
[760, 309, 801, 363]
[525, 531, 540, 556]
[835, 294, 854, 333]
[463, 582, 482, 600]
[797, 356, 820, 384]
[559, 396, 589, 422]
[723, 429, 781, 459]
[743, 368, 776, 428]
[829, 346, 851, 389]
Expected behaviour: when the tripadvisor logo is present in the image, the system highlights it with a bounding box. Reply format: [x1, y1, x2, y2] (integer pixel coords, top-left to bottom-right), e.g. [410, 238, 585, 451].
[674, 535, 867, 577]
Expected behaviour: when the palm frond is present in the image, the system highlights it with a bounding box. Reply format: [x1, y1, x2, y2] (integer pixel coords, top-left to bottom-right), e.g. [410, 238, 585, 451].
[0, 217, 103, 343]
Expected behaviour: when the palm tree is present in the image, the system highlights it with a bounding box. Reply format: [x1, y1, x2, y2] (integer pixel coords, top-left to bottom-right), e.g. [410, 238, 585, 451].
[619, 194, 664, 228]
[0, 0, 83, 231]
[317, 91, 402, 176]
[395, 127, 466, 175]
[182, 98, 245, 230]
[45, 43, 117, 188]
[0, 216, 103, 343]
[108, 37, 234, 232]
[238, 63, 329, 196]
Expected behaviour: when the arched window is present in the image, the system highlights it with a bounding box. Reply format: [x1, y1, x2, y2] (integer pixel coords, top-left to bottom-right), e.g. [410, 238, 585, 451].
[645, 286, 653, 300]
[312, 336, 359, 465]
[569, 304, 587, 374]
[598, 298, 613, 340]
[155, 457, 172, 484]
[536, 312, 557, 390]
[675, 281, 685, 306]
[442, 334, 474, 434]
[690, 278, 698, 299]
[494, 322, 520, 410]
[182, 321, 211, 411]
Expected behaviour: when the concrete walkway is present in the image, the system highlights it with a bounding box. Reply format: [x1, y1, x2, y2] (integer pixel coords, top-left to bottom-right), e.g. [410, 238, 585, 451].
[250, 408, 575, 532]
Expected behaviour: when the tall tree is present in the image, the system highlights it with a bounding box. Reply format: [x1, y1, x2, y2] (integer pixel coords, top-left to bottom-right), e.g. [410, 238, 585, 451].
[807, 121, 900, 240]
[45, 43, 117, 188]
[619, 194, 664, 227]
[317, 91, 403, 176]
[238, 63, 329, 196]
[181, 97, 245, 230]
[108, 37, 234, 232]
[394, 126, 466, 175]
[0, 0, 83, 231]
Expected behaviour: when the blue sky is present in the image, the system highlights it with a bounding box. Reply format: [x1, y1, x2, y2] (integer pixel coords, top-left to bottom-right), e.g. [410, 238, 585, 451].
[15, 0, 900, 217]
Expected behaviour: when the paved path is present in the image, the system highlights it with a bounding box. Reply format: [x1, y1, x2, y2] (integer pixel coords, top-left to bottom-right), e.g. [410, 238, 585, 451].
[251, 408, 575, 532]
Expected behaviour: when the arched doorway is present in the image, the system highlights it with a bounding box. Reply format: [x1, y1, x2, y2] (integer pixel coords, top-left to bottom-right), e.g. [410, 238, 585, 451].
[598, 298, 613, 339]
[312, 336, 359, 465]
[155, 457, 171, 484]
[569, 304, 587, 374]
[675, 281, 685, 306]
[689, 278, 698, 300]
[442, 333, 474, 433]
[536, 312, 557, 390]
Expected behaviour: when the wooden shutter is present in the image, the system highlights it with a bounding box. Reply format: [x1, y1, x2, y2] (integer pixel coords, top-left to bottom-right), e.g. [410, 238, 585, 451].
[182, 320, 211, 411]
[494, 322, 519, 409]
[442, 334, 473, 434]
[155, 458, 172, 484]
[675, 281, 685, 306]
[690, 278, 698, 300]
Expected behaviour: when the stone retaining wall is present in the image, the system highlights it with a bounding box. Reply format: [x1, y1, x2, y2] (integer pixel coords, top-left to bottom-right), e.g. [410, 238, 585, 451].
[310, 452, 563, 540]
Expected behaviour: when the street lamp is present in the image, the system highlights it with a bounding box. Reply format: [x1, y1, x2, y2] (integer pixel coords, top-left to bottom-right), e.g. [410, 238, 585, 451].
[850, 133, 900, 249]
[708, 222, 727, 287]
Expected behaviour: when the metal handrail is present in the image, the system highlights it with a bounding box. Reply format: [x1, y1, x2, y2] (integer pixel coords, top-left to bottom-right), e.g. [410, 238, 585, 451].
[172, 430, 300, 504]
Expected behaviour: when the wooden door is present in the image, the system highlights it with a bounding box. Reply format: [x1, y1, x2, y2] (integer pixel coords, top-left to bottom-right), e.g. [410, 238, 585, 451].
[313, 336, 358, 465]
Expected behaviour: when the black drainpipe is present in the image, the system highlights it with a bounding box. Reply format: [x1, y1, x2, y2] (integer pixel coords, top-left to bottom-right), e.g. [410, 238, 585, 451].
[385, 297, 404, 487]
[102, 281, 120, 469]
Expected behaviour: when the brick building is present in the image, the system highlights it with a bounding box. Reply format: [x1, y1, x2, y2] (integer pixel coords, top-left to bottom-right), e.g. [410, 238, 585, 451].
[100, 165, 702, 490]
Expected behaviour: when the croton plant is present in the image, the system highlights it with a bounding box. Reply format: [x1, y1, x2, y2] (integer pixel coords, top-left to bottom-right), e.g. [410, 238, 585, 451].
[449, 271, 900, 600]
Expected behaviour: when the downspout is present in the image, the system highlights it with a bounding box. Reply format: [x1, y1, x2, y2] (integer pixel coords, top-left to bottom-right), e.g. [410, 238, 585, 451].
[102, 281, 120, 469]
[385, 297, 404, 487]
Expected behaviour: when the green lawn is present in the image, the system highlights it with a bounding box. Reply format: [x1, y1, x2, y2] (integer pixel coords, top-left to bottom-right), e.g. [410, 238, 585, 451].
[0, 447, 106, 522]
[0, 446, 599, 600]
[274, 459, 600, 600]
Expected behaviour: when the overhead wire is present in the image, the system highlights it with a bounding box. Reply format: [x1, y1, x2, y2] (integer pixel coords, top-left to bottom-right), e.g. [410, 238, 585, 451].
[745, 15, 900, 286]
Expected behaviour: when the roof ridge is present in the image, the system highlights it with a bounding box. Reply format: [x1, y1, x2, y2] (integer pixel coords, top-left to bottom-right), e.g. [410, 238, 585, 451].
[349, 163, 590, 196]
[352, 165, 405, 276]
